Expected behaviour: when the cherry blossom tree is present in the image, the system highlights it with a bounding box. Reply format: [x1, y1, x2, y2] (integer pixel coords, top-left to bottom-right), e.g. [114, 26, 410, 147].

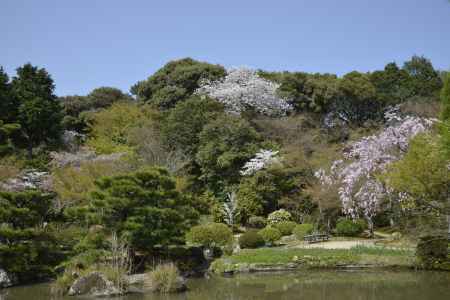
[240, 149, 281, 176]
[315, 109, 434, 235]
[196, 68, 293, 116]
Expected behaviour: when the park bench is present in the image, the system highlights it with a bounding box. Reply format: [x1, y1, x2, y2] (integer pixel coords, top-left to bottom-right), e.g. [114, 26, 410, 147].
[304, 233, 330, 244]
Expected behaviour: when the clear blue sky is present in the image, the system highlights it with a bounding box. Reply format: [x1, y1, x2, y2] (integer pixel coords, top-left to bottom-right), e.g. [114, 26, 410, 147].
[1, 0, 449, 96]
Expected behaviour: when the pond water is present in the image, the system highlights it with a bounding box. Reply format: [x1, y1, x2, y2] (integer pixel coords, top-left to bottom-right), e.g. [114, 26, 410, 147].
[2, 270, 450, 300]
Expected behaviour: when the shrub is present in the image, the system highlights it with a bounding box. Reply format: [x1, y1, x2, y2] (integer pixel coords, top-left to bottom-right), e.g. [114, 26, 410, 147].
[247, 216, 267, 229]
[238, 230, 265, 249]
[274, 221, 297, 236]
[145, 263, 181, 293]
[293, 223, 314, 240]
[186, 223, 233, 249]
[258, 226, 282, 246]
[335, 218, 365, 237]
[416, 235, 448, 268]
[268, 209, 292, 225]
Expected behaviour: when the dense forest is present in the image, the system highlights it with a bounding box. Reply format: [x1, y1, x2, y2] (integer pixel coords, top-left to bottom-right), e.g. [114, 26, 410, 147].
[0, 56, 449, 293]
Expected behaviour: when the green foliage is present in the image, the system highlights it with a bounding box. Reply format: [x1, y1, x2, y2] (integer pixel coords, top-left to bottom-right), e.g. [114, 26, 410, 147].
[161, 96, 224, 157]
[53, 160, 132, 211]
[267, 209, 292, 225]
[85, 167, 199, 250]
[274, 221, 297, 236]
[403, 55, 442, 98]
[258, 226, 282, 246]
[186, 222, 233, 248]
[383, 134, 449, 215]
[0, 67, 18, 123]
[87, 102, 151, 154]
[0, 121, 20, 156]
[259, 71, 339, 113]
[11, 63, 63, 157]
[61, 87, 131, 133]
[0, 191, 62, 282]
[335, 218, 365, 237]
[440, 74, 450, 158]
[416, 235, 449, 269]
[196, 114, 262, 192]
[369, 62, 411, 104]
[237, 170, 282, 223]
[247, 216, 267, 229]
[335, 71, 382, 124]
[131, 58, 226, 109]
[293, 223, 314, 240]
[238, 230, 265, 249]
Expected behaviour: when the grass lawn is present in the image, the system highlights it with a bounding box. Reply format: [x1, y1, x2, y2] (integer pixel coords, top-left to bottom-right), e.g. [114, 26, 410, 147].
[210, 245, 415, 273]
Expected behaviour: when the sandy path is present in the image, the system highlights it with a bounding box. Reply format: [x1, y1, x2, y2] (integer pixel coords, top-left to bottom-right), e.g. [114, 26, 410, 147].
[292, 239, 381, 250]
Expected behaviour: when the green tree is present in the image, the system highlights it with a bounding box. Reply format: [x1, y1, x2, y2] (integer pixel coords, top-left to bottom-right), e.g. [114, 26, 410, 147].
[161, 96, 224, 158]
[383, 134, 449, 232]
[403, 55, 442, 98]
[86, 167, 199, 251]
[11, 63, 63, 158]
[61, 87, 131, 133]
[196, 115, 262, 192]
[335, 71, 382, 124]
[0, 67, 18, 123]
[131, 58, 226, 109]
[0, 191, 61, 282]
[87, 102, 151, 154]
[369, 62, 411, 104]
[440, 73, 450, 158]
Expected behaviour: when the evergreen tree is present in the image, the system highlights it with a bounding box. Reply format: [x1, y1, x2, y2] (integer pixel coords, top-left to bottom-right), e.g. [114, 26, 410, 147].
[0, 191, 61, 282]
[87, 167, 199, 250]
[11, 63, 63, 157]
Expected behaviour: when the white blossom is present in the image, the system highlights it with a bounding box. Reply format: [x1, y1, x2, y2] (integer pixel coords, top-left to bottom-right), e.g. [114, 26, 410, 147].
[222, 191, 239, 227]
[196, 67, 293, 116]
[316, 112, 434, 229]
[240, 149, 281, 176]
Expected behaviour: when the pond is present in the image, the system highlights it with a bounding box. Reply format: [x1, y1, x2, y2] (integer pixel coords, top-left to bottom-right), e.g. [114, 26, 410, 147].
[2, 270, 450, 300]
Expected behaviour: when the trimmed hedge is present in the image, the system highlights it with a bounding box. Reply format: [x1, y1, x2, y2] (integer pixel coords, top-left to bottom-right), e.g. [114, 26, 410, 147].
[258, 226, 282, 246]
[274, 221, 297, 236]
[239, 230, 265, 249]
[335, 219, 365, 237]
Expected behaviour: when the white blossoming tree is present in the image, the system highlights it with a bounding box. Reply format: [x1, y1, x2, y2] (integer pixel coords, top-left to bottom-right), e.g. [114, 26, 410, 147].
[240, 149, 281, 176]
[196, 67, 293, 116]
[315, 110, 434, 235]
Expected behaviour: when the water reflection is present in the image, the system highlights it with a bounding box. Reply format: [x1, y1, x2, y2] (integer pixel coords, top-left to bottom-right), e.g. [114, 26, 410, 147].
[2, 270, 450, 300]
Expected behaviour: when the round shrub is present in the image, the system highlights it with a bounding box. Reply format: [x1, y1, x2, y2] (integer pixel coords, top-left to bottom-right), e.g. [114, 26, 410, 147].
[238, 230, 265, 249]
[258, 226, 282, 246]
[335, 218, 365, 237]
[186, 223, 233, 248]
[247, 216, 267, 229]
[267, 209, 292, 225]
[274, 221, 297, 236]
[293, 223, 314, 240]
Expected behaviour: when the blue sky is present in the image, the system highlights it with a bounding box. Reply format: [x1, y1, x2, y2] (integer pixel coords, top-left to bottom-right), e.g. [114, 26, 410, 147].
[1, 0, 449, 96]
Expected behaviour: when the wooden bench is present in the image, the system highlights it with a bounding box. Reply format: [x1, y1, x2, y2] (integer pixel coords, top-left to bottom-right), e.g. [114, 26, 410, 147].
[304, 233, 330, 244]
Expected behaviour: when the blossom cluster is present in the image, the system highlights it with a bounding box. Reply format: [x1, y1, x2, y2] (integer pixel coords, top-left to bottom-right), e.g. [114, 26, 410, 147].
[196, 67, 293, 116]
[315, 112, 433, 222]
[240, 149, 281, 176]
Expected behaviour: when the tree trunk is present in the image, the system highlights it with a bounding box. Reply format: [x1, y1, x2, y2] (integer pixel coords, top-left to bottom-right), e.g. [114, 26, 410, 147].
[367, 217, 374, 238]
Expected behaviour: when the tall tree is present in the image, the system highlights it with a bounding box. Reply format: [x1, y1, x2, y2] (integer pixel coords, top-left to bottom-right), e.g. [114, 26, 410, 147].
[369, 62, 411, 104]
[0, 67, 18, 123]
[11, 64, 63, 158]
[131, 58, 226, 109]
[403, 55, 443, 98]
